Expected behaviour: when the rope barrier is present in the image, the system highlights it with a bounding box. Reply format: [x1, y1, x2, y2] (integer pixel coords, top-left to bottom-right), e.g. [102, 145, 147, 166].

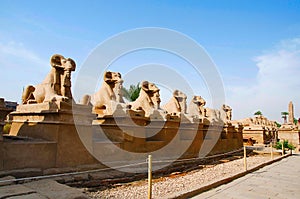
[152, 147, 244, 164]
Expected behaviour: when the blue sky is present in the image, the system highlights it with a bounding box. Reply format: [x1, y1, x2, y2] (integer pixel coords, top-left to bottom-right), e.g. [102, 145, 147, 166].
[1, 0, 300, 122]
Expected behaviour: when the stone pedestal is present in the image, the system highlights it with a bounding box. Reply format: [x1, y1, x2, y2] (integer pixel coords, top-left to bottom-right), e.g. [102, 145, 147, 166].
[278, 125, 300, 151]
[242, 125, 267, 145]
[92, 110, 243, 163]
[9, 101, 98, 168]
[242, 124, 277, 145]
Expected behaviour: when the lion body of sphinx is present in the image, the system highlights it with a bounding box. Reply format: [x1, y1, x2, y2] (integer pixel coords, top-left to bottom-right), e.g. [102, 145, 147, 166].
[22, 54, 76, 104]
[81, 71, 125, 114]
[79, 71, 232, 124]
[163, 90, 187, 116]
[129, 81, 161, 117]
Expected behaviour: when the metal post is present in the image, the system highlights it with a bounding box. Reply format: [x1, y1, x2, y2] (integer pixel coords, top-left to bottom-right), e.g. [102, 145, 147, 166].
[148, 155, 152, 199]
[244, 146, 247, 171]
[270, 142, 273, 160]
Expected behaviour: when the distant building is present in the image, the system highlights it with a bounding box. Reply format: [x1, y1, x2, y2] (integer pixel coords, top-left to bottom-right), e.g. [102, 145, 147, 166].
[5, 101, 18, 111]
[0, 98, 17, 133]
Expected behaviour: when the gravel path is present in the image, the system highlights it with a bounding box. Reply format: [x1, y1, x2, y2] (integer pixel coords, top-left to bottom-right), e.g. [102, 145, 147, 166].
[86, 154, 277, 199]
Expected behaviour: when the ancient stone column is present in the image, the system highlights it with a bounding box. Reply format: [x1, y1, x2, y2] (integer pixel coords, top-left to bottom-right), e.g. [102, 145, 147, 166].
[288, 101, 294, 124]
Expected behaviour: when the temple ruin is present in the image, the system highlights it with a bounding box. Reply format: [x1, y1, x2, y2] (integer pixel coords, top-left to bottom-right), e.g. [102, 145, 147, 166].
[232, 115, 278, 145]
[1, 54, 243, 176]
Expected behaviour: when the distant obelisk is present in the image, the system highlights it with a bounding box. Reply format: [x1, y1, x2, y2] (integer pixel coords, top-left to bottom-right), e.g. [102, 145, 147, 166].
[288, 101, 294, 124]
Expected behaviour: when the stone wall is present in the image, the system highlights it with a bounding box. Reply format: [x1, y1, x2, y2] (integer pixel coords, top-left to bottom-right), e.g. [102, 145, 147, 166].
[278, 125, 300, 151]
[1, 137, 56, 170]
[1, 106, 243, 173]
[91, 112, 243, 164]
[6, 101, 98, 169]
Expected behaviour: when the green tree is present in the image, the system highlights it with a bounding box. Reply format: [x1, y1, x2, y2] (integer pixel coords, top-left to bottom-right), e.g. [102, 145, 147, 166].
[281, 112, 289, 124]
[293, 118, 298, 125]
[274, 140, 295, 150]
[274, 121, 281, 128]
[254, 110, 262, 116]
[3, 123, 11, 134]
[122, 83, 141, 102]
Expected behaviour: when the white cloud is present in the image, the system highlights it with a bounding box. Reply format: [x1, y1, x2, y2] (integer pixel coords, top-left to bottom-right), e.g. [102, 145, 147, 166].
[227, 38, 300, 122]
[0, 41, 48, 102]
[0, 41, 48, 68]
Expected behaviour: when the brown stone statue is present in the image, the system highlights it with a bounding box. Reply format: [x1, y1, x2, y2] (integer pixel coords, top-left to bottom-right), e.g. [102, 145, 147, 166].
[163, 90, 187, 116]
[187, 95, 207, 118]
[222, 104, 232, 121]
[130, 81, 161, 117]
[81, 71, 124, 114]
[22, 54, 76, 104]
[205, 108, 221, 122]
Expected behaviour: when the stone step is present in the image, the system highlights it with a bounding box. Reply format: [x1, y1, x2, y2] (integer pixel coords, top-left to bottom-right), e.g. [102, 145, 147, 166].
[0, 179, 89, 199]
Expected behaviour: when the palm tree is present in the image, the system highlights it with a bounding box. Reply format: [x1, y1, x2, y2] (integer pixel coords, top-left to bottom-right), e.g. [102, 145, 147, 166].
[122, 83, 141, 102]
[274, 121, 281, 128]
[281, 112, 289, 124]
[293, 118, 298, 125]
[254, 110, 262, 116]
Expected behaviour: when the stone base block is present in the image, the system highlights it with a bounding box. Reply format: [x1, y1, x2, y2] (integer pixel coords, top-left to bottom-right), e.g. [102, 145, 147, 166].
[8, 101, 98, 168]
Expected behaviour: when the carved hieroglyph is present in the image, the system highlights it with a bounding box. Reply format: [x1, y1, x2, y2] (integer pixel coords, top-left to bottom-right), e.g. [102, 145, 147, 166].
[81, 71, 124, 114]
[130, 81, 161, 117]
[22, 54, 76, 104]
[288, 101, 294, 124]
[163, 90, 187, 116]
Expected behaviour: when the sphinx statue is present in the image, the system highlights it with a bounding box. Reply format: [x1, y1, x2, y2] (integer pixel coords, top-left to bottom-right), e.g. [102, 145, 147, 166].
[163, 90, 187, 116]
[22, 54, 76, 104]
[130, 81, 161, 117]
[205, 108, 222, 122]
[222, 104, 232, 121]
[187, 95, 207, 119]
[81, 71, 125, 115]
